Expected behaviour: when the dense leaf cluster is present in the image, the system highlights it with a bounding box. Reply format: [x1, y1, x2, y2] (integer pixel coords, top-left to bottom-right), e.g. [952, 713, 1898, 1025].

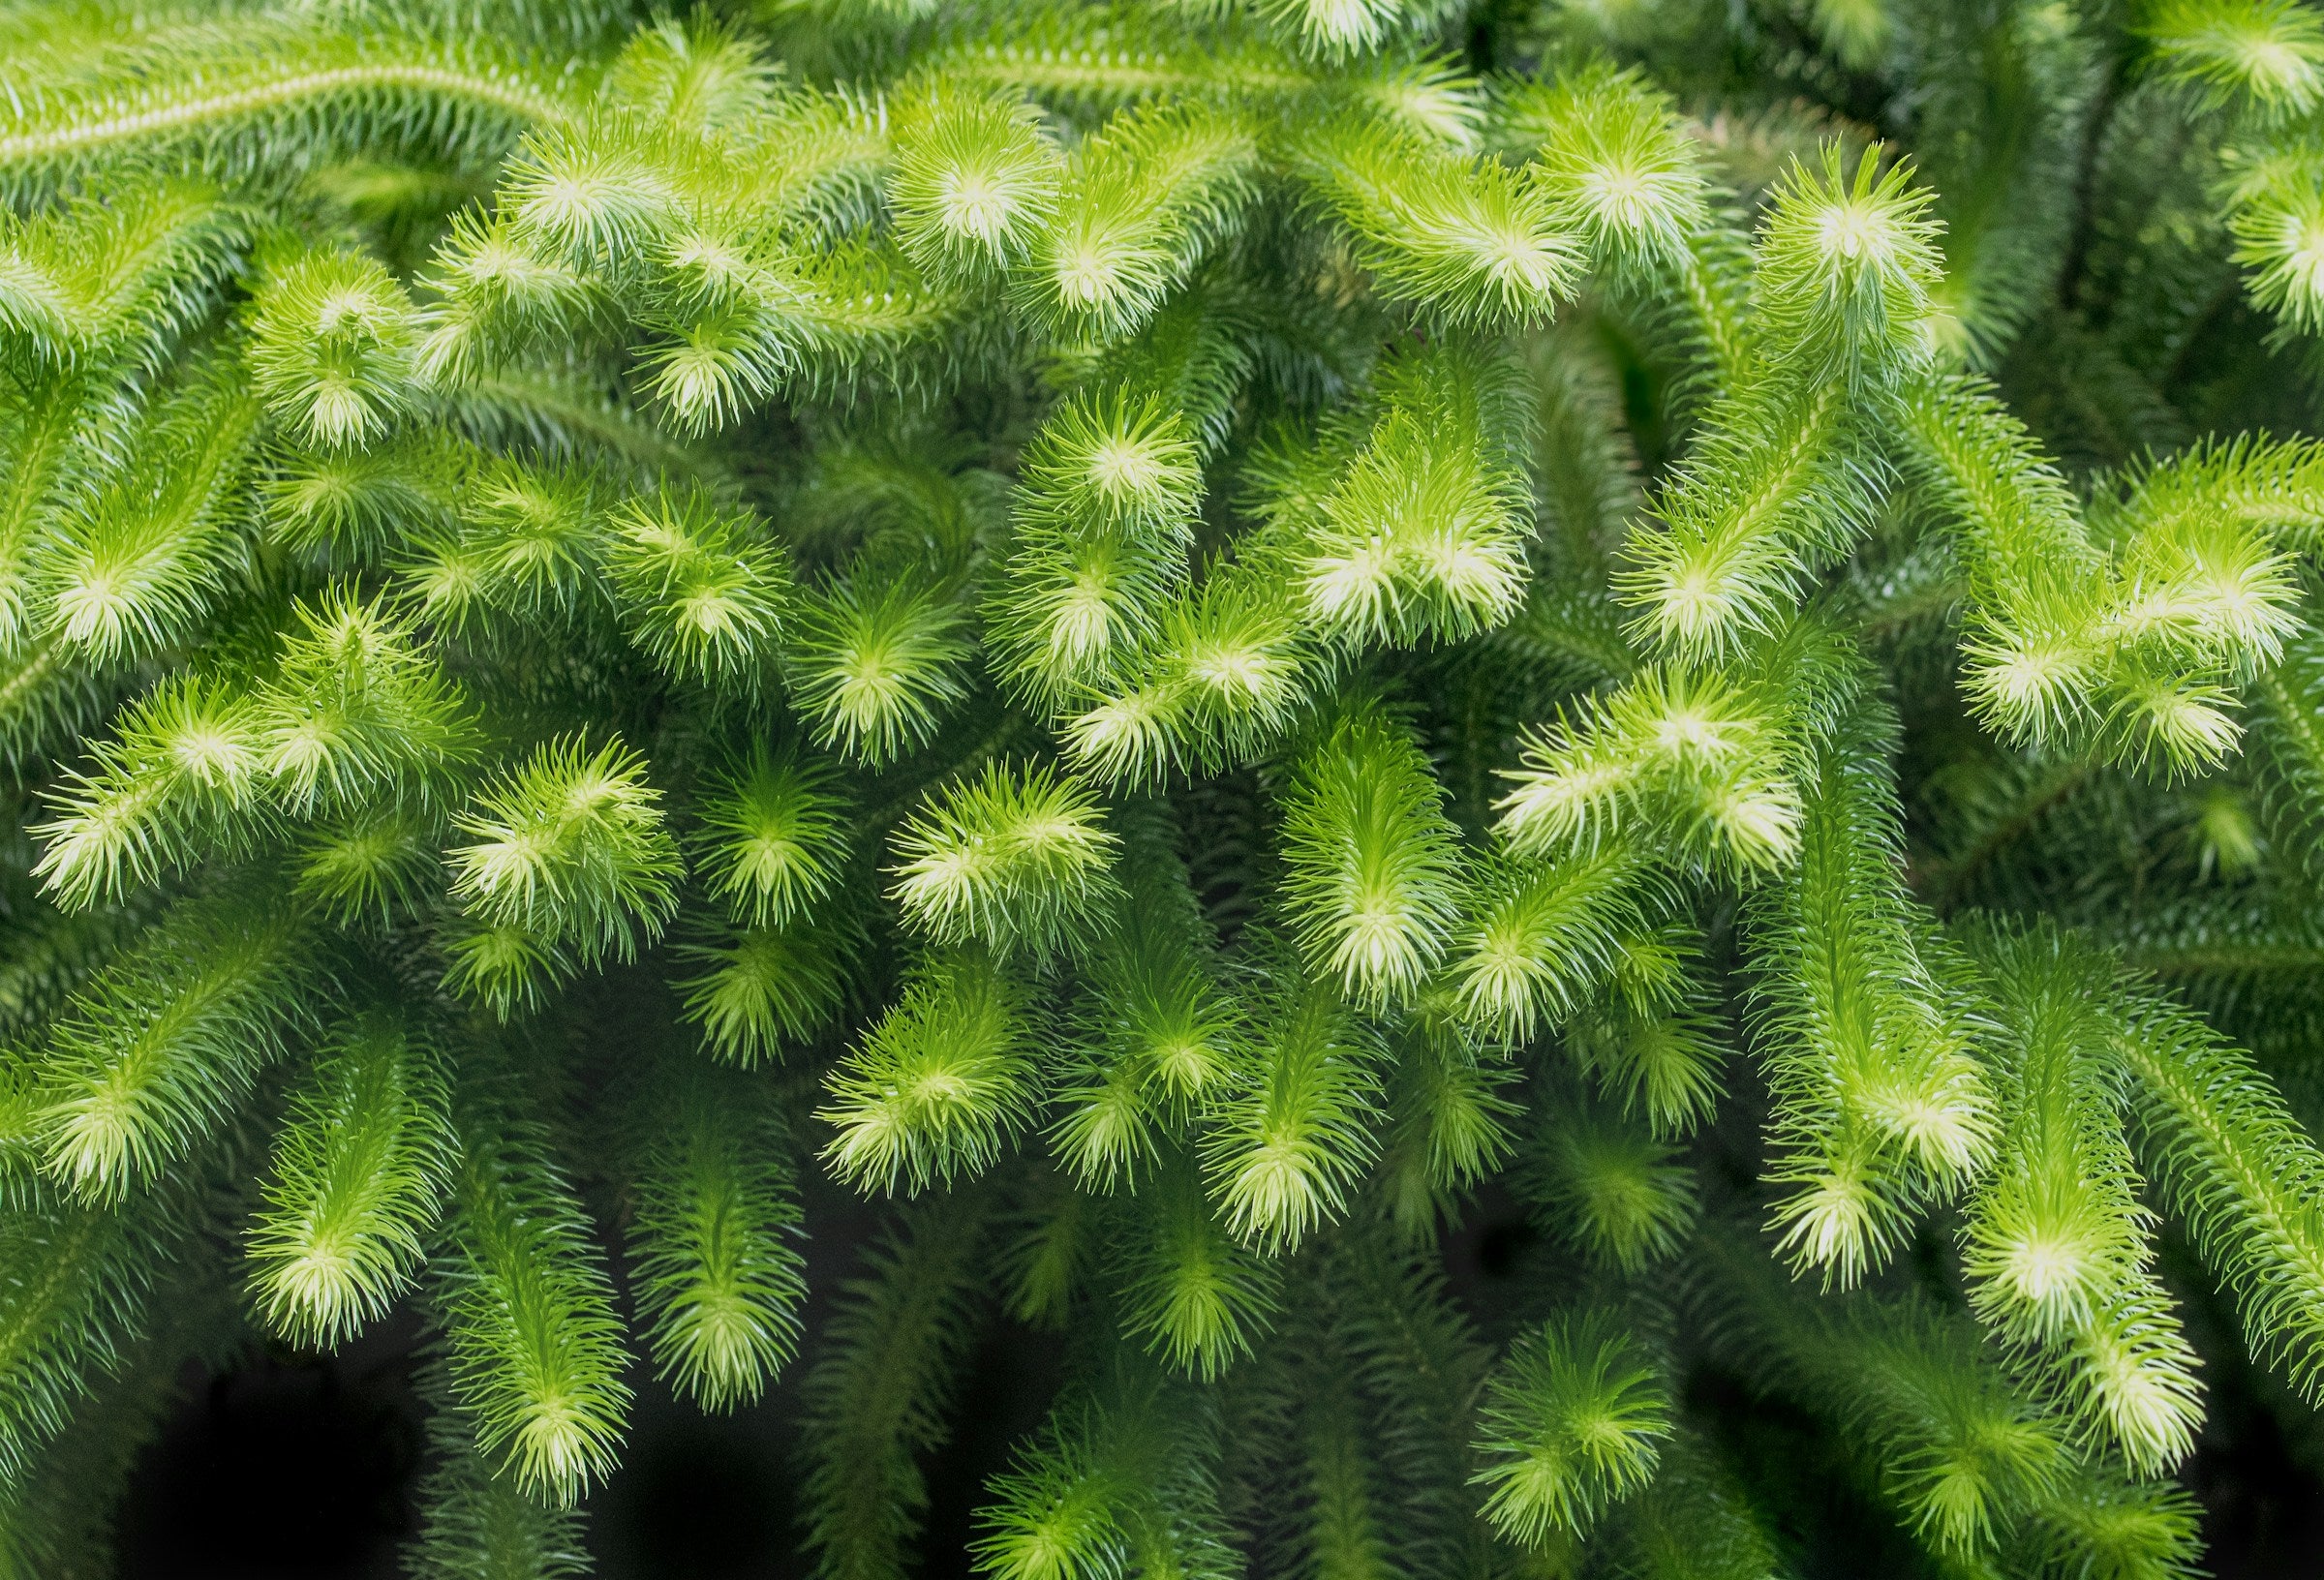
[3, 0, 2324, 1575]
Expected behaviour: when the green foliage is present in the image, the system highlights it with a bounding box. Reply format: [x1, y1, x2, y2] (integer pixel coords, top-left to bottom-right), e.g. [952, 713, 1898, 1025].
[6, 0, 2324, 1573]
[1279, 706, 1466, 1007]
[1201, 963, 1384, 1255]
[622, 1054, 807, 1411]
[32, 877, 316, 1202]
[435, 1059, 633, 1506]
[1472, 1308, 1673, 1544]
[404, 1362, 596, 1580]
[246, 1008, 453, 1348]
[818, 949, 1041, 1193]
[443, 735, 682, 1012]
[970, 1341, 1231, 1580]
[690, 744, 847, 928]
[799, 1189, 994, 1580]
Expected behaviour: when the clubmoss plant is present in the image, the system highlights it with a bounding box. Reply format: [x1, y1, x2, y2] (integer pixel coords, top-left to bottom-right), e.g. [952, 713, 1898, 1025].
[4, 0, 2324, 1574]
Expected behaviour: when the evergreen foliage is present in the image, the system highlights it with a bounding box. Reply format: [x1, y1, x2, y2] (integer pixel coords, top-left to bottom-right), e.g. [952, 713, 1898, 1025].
[5, 0, 2324, 1572]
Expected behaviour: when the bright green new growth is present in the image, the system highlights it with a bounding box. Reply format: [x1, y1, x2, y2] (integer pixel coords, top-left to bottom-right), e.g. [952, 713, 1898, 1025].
[443, 735, 683, 1012]
[246, 1011, 453, 1349]
[34, 880, 313, 1204]
[1472, 1309, 1673, 1544]
[625, 1056, 807, 1412]
[692, 746, 846, 928]
[888, 762, 1122, 957]
[1280, 708, 1466, 1007]
[438, 1063, 634, 1508]
[248, 247, 423, 450]
[5, 0, 2324, 1573]
[817, 950, 1040, 1194]
[601, 484, 793, 690]
[1203, 968, 1384, 1255]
